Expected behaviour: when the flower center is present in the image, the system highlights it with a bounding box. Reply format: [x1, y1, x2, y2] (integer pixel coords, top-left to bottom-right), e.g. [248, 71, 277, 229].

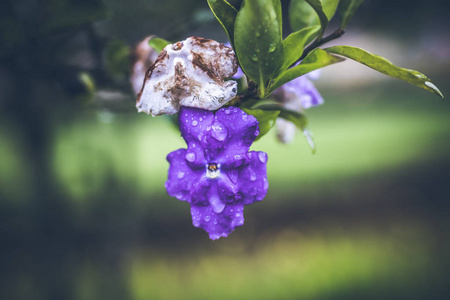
[206, 163, 220, 179]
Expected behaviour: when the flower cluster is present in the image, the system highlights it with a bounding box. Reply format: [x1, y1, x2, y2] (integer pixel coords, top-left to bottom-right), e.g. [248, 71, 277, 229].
[165, 106, 268, 239]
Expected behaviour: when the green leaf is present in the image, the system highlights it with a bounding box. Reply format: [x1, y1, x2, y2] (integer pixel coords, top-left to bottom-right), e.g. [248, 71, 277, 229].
[207, 0, 238, 47]
[234, 0, 284, 97]
[290, 0, 337, 40]
[148, 37, 171, 53]
[281, 25, 320, 71]
[325, 45, 444, 98]
[338, 0, 365, 29]
[244, 99, 316, 152]
[279, 110, 316, 153]
[290, 0, 340, 32]
[289, 0, 321, 31]
[241, 108, 280, 140]
[268, 48, 344, 94]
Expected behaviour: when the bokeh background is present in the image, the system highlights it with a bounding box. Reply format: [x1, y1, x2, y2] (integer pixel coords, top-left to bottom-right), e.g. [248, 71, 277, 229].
[1, 0, 449, 299]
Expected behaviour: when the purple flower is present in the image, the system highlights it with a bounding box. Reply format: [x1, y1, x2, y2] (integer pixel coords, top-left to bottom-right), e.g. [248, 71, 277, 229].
[165, 106, 268, 240]
[273, 72, 323, 143]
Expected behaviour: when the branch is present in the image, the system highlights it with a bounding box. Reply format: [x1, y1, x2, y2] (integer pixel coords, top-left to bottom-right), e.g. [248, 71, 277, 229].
[292, 28, 345, 67]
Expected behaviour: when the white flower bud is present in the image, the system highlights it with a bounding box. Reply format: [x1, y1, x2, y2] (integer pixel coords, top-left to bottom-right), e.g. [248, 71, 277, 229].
[136, 37, 238, 116]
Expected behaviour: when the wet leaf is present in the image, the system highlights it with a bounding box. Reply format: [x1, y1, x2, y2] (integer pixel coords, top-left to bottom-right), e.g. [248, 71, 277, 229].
[290, 0, 339, 33]
[241, 108, 280, 140]
[281, 25, 320, 71]
[326, 45, 444, 98]
[207, 0, 238, 47]
[268, 48, 344, 94]
[234, 0, 283, 97]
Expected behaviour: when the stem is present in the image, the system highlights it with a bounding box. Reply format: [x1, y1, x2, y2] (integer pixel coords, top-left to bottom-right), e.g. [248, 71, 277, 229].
[292, 28, 345, 67]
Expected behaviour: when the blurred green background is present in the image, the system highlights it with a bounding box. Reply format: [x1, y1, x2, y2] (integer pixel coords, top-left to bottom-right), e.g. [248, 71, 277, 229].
[1, 0, 449, 299]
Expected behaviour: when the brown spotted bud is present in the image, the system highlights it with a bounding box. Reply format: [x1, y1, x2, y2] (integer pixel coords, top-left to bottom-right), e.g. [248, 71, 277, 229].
[136, 37, 239, 116]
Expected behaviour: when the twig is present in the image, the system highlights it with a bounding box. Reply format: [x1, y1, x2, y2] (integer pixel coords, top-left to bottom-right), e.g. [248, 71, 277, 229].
[292, 28, 345, 67]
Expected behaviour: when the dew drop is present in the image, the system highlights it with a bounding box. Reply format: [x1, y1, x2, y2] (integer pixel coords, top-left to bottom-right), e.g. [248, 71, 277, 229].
[211, 122, 228, 141]
[263, 177, 269, 191]
[258, 152, 267, 163]
[177, 171, 185, 179]
[225, 109, 230, 114]
[249, 168, 256, 182]
[185, 151, 196, 162]
[192, 120, 198, 126]
[204, 215, 211, 222]
[269, 43, 276, 52]
[250, 54, 258, 62]
[210, 196, 226, 213]
[235, 213, 241, 218]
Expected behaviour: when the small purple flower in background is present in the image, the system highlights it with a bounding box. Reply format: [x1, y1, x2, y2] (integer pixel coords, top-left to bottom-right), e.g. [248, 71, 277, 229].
[272, 71, 323, 143]
[165, 106, 268, 240]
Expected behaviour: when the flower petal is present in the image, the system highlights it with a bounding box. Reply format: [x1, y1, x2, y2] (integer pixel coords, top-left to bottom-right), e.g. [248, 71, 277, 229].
[282, 76, 324, 110]
[214, 107, 260, 165]
[165, 148, 204, 202]
[190, 204, 245, 240]
[237, 151, 269, 205]
[179, 106, 213, 164]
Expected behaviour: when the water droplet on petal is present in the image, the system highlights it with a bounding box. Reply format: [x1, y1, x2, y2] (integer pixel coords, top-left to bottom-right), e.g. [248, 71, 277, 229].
[204, 215, 211, 222]
[177, 171, 185, 179]
[235, 213, 241, 217]
[225, 109, 230, 114]
[192, 120, 198, 126]
[185, 151, 196, 162]
[263, 178, 269, 191]
[249, 168, 256, 182]
[209, 196, 225, 213]
[258, 152, 267, 163]
[211, 122, 228, 141]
